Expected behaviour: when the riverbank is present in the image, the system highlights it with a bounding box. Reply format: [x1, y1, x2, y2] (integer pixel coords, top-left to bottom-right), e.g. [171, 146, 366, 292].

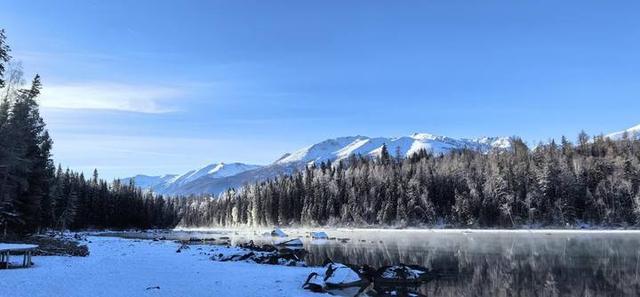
[0, 236, 322, 297]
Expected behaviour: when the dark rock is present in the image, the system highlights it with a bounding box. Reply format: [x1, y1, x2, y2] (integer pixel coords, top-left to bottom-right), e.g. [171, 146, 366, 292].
[304, 261, 438, 295]
[238, 240, 277, 252]
[356, 264, 378, 282]
[211, 245, 306, 267]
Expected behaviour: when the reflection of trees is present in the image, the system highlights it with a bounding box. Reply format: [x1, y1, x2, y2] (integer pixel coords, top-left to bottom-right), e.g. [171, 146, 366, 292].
[305, 233, 640, 296]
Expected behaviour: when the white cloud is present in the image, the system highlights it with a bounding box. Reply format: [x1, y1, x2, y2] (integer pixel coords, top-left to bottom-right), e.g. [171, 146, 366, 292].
[40, 82, 184, 113]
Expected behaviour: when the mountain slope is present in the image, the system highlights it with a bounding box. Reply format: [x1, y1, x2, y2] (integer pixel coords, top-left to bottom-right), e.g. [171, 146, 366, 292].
[275, 134, 510, 165]
[120, 174, 178, 193]
[606, 124, 640, 140]
[167, 163, 302, 195]
[127, 162, 261, 195]
[169, 162, 261, 186]
[125, 132, 511, 196]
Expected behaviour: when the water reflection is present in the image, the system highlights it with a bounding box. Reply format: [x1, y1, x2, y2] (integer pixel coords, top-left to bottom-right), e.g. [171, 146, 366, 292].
[304, 231, 640, 297]
[100, 230, 640, 296]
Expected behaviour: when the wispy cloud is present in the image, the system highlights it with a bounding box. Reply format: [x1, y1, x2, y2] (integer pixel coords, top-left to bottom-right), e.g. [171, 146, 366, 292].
[40, 82, 184, 113]
[15, 50, 120, 64]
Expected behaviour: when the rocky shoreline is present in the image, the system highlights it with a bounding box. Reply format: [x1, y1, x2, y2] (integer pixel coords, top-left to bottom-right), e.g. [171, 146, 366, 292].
[200, 237, 445, 296]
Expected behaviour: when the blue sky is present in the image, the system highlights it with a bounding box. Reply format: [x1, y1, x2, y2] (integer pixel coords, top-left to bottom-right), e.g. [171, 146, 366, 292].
[1, 0, 639, 179]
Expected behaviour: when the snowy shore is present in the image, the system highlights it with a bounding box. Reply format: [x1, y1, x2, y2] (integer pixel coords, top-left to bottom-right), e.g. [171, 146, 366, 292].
[0, 236, 323, 297]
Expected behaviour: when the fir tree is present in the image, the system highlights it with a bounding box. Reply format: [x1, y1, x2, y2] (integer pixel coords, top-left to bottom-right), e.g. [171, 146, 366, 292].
[380, 143, 391, 164]
[0, 29, 10, 88]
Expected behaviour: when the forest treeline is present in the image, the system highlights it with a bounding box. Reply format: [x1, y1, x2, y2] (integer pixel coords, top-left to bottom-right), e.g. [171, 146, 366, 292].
[180, 133, 640, 228]
[0, 30, 179, 235]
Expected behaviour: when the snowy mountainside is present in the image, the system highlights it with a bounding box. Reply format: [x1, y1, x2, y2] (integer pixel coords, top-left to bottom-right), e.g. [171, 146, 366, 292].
[274, 133, 511, 165]
[126, 162, 262, 195]
[126, 132, 511, 196]
[120, 174, 178, 193]
[606, 124, 640, 140]
[170, 162, 262, 186]
[166, 163, 302, 196]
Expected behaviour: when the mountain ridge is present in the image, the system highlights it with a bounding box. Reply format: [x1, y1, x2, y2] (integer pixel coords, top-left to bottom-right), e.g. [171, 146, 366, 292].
[123, 132, 512, 196]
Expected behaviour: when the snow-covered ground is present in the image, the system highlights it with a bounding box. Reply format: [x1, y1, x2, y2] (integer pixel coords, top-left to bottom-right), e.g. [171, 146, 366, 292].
[0, 236, 323, 297]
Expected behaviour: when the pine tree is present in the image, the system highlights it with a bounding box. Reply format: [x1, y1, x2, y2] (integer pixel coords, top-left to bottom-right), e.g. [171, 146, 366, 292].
[454, 189, 473, 226]
[577, 131, 589, 155]
[0, 29, 14, 236]
[2, 74, 51, 233]
[380, 143, 391, 164]
[0, 164, 17, 237]
[395, 146, 403, 164]
[0, 29, 10, 88]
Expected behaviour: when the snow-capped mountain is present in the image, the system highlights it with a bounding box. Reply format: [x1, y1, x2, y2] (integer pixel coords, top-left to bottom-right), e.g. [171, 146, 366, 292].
[124, 162, 261, 196]
[121, 174, 178, 193]
[606, 124, 640, 140]
[275, 134, 510, 165]
[125, 133, 511, 196]
[170, 162, 262, 186]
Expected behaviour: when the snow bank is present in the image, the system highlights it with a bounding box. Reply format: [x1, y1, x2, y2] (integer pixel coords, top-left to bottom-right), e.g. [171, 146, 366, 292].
[302, 262, 364, 293]
[0, 236, 321, 297]
[324, 263, 362, 287]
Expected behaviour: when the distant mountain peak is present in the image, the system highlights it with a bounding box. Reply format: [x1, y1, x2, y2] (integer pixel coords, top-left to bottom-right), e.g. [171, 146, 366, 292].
[411, 132, 438, 139]
[175, 162, 261, 184]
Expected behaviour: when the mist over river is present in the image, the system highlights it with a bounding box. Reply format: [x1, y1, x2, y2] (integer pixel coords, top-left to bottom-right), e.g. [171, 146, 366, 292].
[100, 229, 640, 296]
